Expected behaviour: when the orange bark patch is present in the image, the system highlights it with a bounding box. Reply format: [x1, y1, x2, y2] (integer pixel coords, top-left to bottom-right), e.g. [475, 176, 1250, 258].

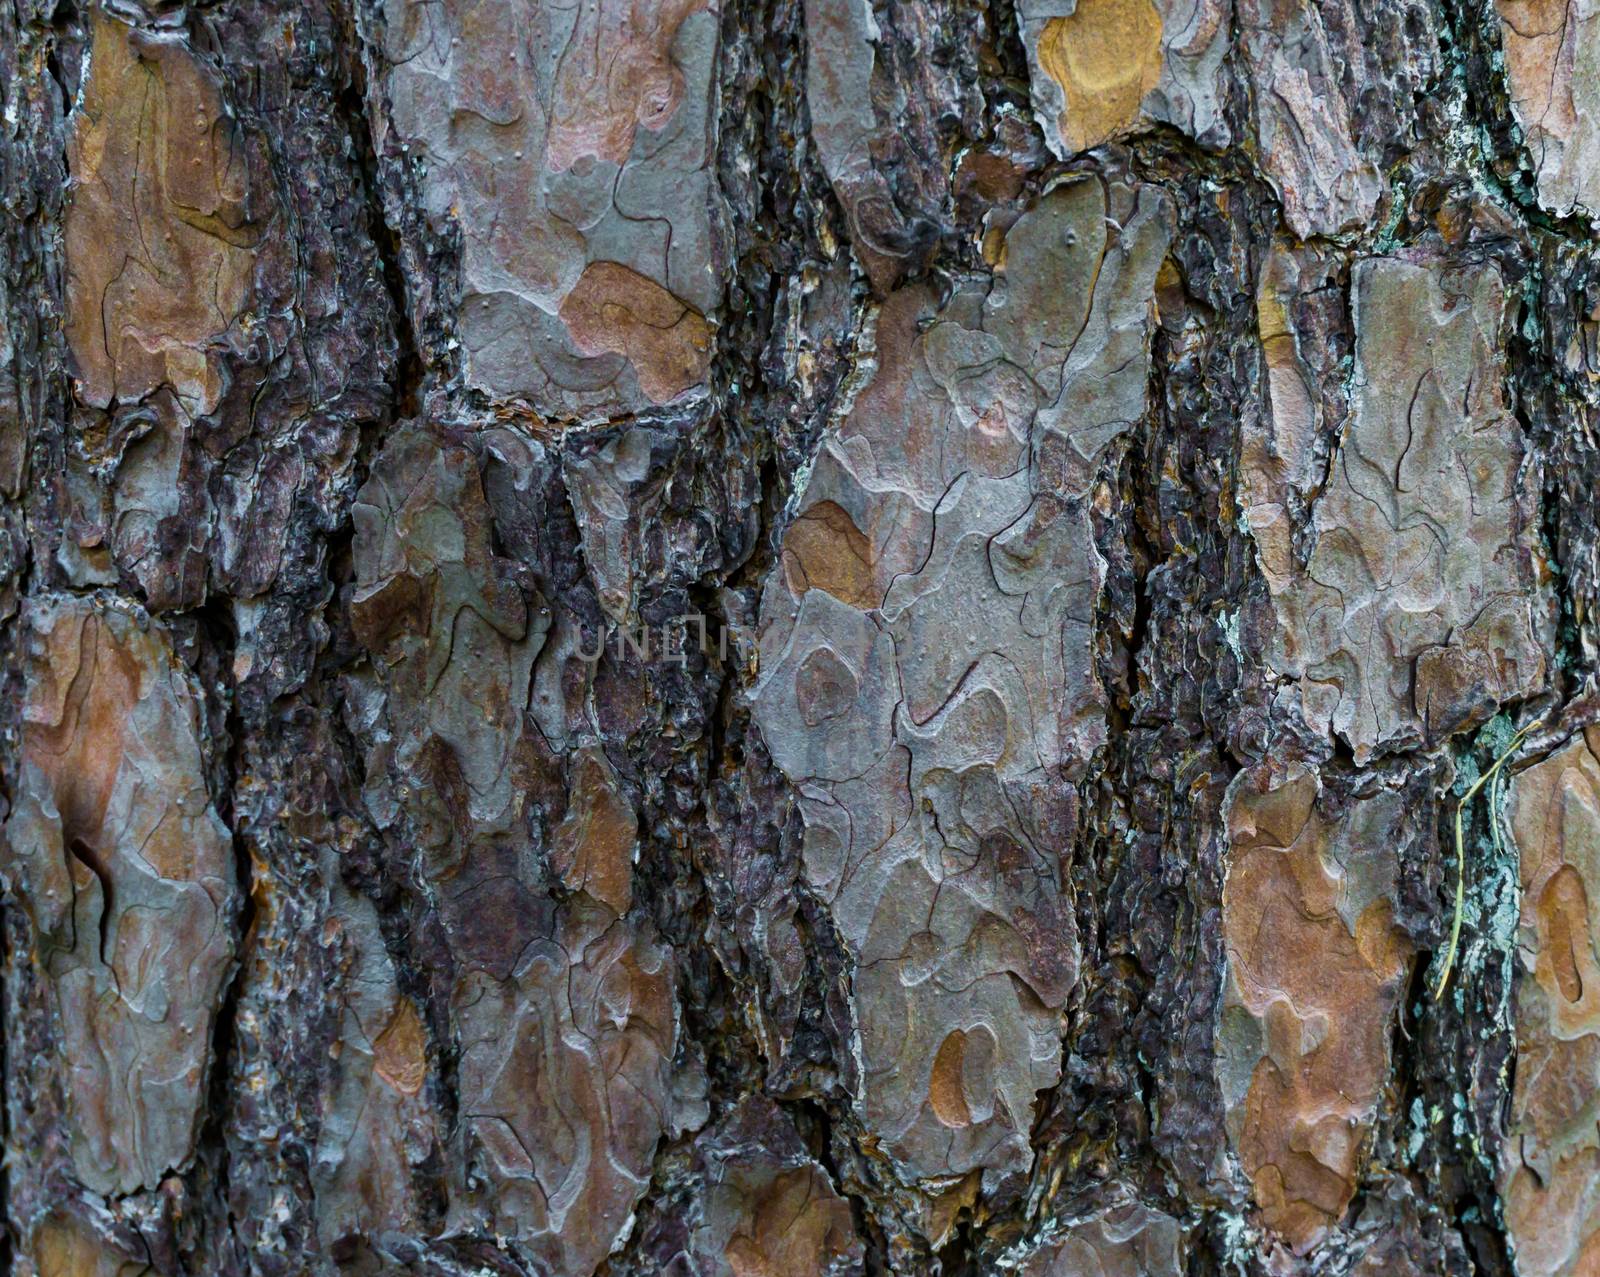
[372, 1000, 429, 1096]
[1037, 0, 1164, 154]
[779, 500, 878, 610]
[1220, 767, 1414, 1252]
[558, 261, 711, 404]
[64, 13, 258, 413]
[551, 748, 638, 915]
[1502, 731, 1600, 1277]
[545, 0, 711, 172]
[724, 1167, 861, 1277]
[33, 1213, 145, 1277]
[929, 1030, 973, 1128]
[6, 598, 236, 1195]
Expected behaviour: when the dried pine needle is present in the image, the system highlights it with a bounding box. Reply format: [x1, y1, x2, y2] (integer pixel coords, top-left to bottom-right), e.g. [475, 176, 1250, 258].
[1433, 716, 1543, 1001]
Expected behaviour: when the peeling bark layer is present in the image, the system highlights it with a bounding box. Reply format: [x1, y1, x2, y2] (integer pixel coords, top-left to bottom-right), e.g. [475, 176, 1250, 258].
[5, 597, 237, 1197]
[1220, 765, 1416, 1252]
[1503, 730, 1600, 1277]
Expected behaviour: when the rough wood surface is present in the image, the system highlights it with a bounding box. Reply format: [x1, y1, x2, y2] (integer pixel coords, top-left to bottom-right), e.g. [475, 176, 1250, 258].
[0, 0, 1598, 1273]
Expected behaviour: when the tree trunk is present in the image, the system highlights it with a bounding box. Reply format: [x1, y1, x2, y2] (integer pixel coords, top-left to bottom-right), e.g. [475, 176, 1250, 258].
[1, 0, 1597, 1273]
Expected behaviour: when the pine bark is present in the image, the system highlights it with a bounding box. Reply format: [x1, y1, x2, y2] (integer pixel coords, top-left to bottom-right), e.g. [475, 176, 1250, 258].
[1, 0, 1598, 1274]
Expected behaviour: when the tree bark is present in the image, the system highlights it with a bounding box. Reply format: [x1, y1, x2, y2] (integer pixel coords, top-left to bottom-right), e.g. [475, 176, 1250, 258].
[1, 0, 1598, 1273]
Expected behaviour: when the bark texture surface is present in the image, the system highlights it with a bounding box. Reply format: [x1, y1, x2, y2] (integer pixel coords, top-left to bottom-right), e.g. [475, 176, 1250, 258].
[1, 0, 1599, 1274]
